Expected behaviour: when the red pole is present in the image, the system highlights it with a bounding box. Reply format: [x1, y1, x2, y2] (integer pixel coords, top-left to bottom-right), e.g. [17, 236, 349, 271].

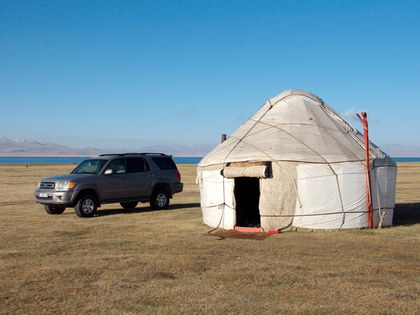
[356, 112, 374, 229]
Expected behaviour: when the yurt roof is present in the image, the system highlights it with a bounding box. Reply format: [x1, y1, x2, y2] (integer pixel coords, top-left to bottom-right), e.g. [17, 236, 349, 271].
[199, 89, 388, 167]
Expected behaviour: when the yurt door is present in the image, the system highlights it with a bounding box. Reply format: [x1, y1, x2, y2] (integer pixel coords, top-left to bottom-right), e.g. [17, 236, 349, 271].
[234, 177, 261, 227]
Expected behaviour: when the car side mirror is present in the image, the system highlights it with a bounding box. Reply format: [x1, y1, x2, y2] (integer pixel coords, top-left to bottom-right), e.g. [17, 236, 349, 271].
[104, 169, 113, 175]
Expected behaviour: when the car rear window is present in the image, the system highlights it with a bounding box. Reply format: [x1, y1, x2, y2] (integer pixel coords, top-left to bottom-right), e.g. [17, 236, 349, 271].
[152, 157, 177, 170]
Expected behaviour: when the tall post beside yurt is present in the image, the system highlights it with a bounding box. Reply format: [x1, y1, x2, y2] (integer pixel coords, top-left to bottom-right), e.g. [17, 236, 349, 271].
[197, 89, 397, 231]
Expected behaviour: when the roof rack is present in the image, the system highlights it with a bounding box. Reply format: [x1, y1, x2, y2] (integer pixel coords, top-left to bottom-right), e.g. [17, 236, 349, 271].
[124, 153, 171, 157]
[99, 153, 171, 157]
[98, 154, 121, 156]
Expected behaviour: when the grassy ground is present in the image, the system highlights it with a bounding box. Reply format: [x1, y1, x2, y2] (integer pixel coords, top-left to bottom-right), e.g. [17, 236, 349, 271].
[0, 163, 419, 314]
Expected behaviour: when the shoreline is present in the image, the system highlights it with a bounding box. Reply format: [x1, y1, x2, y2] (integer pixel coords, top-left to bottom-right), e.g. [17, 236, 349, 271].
[2, 161, 420, 166]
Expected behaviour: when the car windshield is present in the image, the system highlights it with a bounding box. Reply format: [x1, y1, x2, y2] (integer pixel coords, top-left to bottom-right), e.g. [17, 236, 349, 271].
[71, 159, 108, 174]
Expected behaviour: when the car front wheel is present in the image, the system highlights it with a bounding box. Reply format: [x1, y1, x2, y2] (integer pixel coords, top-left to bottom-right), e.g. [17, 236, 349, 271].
[44, 205, 65, 215]
[150, 189, 170, 210]
[74, 194, 97, 217]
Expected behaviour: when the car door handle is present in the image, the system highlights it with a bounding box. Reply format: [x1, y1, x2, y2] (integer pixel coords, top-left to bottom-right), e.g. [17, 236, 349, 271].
[148, 174, 154, 178]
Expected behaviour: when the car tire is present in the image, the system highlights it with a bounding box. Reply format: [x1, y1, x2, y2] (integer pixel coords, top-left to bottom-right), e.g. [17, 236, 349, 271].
[120, 201, 138, 209]
[43, 205, 66, 215]
[74, 194, 97, 217]
[150, 189, 170, 210]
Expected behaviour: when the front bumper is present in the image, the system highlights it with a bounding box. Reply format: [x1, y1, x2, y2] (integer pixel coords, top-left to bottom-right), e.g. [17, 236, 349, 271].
[34, 189, 75, 206]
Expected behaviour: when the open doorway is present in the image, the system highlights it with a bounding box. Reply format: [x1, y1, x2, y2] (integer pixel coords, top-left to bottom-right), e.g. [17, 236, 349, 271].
[234, 177, 261, 227]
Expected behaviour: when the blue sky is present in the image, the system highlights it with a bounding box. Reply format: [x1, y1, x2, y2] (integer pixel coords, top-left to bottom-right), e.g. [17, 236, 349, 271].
[1, 0, 419, 152]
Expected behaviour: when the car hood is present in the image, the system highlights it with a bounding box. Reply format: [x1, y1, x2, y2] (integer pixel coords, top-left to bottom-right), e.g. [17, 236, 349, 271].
[40, 174, 93, 182]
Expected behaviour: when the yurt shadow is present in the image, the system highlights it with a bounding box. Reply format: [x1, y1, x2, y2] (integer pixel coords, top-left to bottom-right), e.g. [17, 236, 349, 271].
[393, 203, 420, 226]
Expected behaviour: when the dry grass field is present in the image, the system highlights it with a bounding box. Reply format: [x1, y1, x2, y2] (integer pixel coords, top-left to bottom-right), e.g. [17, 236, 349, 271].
[0, 163, 419, 314]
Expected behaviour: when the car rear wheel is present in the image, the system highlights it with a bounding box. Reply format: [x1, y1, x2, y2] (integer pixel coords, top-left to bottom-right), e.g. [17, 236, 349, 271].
[150, 189, 170, 210]
[74, 194, 97, 217]
[120, 201, 138, 209]
[43, 205, 65, 215]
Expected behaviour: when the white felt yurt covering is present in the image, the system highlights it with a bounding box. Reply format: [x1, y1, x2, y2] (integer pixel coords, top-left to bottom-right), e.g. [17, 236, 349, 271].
[197, 89, 397, 231]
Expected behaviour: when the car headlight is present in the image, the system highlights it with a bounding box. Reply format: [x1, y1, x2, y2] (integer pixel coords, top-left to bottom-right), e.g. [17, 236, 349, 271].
[55, 182, 76, 190]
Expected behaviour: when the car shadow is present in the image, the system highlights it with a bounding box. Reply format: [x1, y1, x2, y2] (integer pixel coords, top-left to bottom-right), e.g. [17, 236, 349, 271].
[95, 202, 201, 217]
[393, 203, 420, 226]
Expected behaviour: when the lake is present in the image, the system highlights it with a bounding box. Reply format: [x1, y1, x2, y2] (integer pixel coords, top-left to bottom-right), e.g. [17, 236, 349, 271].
[0, 157, 418, 165]
[0, 157, 203, 165]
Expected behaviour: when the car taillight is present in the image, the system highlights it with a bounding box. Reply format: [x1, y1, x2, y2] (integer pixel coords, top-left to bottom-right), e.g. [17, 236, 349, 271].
[176, 171, 181, 181]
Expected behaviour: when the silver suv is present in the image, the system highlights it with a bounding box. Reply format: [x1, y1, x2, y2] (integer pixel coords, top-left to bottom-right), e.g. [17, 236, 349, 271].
[34, 153, 183, 217]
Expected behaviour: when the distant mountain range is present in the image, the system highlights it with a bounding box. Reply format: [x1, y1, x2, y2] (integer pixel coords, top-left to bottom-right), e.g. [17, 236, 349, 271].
[0, 137, 104, 157]
[0, 136, 419, 157]
[380, 144, 420, 158]
[0, 136, 214, 157]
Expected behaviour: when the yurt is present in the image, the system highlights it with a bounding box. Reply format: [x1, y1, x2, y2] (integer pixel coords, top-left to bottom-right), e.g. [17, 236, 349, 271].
[197, 89, 397, 231]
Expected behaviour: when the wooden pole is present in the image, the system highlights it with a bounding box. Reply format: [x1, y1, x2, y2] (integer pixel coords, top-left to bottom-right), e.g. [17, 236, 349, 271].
[357, 112, 374, 228]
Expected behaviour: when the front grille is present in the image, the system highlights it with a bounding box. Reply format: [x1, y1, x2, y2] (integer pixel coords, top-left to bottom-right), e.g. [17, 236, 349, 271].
[40, 182, 55, 189]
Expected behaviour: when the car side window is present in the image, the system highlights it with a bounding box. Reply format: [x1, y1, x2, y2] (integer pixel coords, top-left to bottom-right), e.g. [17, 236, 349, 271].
[126, 157, 150, 173]
[106, 158, 126, 174]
